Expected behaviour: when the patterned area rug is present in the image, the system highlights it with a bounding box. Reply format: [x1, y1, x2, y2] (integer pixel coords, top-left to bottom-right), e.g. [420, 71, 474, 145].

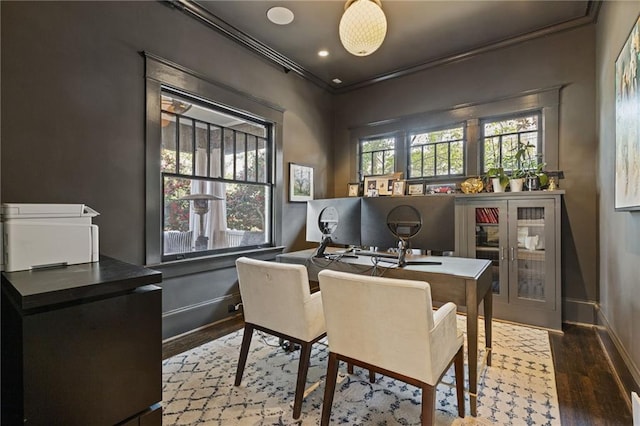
[163, 316, 560, 425]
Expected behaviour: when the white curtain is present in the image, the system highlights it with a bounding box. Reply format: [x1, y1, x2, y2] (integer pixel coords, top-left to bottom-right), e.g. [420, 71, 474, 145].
[189, 148, 227, 249]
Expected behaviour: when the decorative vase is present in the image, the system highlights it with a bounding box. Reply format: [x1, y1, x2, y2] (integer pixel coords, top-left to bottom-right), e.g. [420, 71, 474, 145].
[510, 178, 524, 192]
[491, 177, 505, 193]
[526, 176, 539, 191]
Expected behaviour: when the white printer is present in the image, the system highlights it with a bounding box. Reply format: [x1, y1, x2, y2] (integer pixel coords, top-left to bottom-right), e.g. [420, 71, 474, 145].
[2, 203, 100, 272]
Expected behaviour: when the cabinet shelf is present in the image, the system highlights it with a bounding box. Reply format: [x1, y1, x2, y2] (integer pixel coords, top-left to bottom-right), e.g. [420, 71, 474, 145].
[476, 222, 499, 226]
[476, 246, 499, 252]
[517, 248, 545, 261]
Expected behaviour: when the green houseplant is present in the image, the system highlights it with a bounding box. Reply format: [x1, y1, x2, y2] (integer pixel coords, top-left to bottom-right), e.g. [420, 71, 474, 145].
[514, 141, 548, 191]
[485, 167, 509, 192]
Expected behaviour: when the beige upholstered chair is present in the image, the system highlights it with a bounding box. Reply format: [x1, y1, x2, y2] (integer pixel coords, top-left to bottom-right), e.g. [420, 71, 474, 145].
[234, 257, 326, 419]
[318, 269, 465, 426]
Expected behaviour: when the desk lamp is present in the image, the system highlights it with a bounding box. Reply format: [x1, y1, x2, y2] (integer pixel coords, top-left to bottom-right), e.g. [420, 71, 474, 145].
[179, 193, 223, 251]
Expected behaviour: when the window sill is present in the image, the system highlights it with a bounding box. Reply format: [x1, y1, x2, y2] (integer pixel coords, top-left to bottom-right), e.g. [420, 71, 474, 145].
[146, 246, 285, 279]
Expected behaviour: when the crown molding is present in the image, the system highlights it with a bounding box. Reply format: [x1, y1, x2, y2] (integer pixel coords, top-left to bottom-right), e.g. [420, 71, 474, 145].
[166, 0, 602, 95]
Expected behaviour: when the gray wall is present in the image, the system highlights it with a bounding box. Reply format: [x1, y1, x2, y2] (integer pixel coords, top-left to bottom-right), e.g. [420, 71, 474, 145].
[332, 25, 598, 324]
[1, 1, 331, 337]
[595, 1, 640, 390]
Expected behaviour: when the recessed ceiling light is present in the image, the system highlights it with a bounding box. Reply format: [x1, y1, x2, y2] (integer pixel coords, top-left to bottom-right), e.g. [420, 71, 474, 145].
[267, 7, 294, 25]
[318, 50, 329, 57]
[332, 78, 342, 84]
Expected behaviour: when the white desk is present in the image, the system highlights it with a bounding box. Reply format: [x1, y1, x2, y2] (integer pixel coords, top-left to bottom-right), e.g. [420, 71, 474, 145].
[277, 248, 492, 416]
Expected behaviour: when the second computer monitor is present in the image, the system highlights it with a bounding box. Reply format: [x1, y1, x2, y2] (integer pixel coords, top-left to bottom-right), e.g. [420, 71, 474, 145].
[360, 195, 455, 252]
[306, 197, 362, 247]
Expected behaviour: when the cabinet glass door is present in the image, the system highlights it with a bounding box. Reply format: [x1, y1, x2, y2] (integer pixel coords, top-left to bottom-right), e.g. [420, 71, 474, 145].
[508, 200, 555, 308]
[468, 202, 508, 302]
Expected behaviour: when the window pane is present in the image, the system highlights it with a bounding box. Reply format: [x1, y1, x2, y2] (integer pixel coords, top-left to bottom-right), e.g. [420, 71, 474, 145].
[483, 136, 501, 171]
[257, 138, 267, 183]
[361, 152, 373, 176]
[209, 126, 222, 178]
[163, 175, 269, 255]
[372, 151, 384, 175]
[246, 135, 257, 182]
[409, 147, 422, 178]
[223, 128, 235, 180]
[178, 118, 194, 175]
[362, 137, 394, 152]
[235, 133, 246, 181]
[423, 145, 435, 177]
[435, 144, 449, 176]
[450, 140, 464, 174]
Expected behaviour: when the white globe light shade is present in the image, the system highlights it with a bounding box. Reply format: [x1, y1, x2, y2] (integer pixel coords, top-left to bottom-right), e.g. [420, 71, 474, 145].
[339, 0, 387, 56]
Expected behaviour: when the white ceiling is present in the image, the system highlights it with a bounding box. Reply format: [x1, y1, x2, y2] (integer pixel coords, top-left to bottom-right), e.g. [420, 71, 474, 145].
[181, 0, 598, 92]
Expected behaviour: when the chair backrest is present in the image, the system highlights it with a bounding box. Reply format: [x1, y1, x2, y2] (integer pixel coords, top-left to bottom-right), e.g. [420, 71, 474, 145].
[318, 269, 436, 380]
[235, 257, 315, 340]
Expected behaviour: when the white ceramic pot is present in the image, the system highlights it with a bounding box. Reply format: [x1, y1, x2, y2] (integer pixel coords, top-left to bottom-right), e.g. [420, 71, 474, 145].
[491, 177, 505, 193]
[510, 178, 524, 192]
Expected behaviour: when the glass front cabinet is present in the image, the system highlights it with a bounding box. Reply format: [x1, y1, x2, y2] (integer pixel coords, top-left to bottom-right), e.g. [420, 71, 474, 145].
[455, 192, 563, 330]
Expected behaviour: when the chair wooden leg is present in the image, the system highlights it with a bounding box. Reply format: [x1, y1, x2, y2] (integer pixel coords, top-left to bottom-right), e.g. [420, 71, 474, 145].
[454, 346, 465, 418]
[347, 363, 354, 374]
[368, 370, 376, 383]
[421, 383, 436, 426]
[292, 341, 313, 419]
[321, 352, 339, 426]
[234, 324, 254, 386]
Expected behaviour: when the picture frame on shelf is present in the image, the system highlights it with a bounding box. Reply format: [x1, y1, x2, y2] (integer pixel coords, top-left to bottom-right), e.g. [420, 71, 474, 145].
[392, 180, 406, 196]
[614, 14, 640, 210]
[425, 183, 456, 194]
[364, 172, 402, 197]
[407, 182, 424, 196]
[347, 182, 361, 197]
[289, 163, 314, 202]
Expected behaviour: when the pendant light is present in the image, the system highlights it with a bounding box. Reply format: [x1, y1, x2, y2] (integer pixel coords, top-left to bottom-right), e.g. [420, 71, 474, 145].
[339, 0, 387, 57]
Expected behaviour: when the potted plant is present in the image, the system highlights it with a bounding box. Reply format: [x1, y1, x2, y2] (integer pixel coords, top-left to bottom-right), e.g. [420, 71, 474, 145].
[513, 141, 548, 191]
[485, 167, 508, 192]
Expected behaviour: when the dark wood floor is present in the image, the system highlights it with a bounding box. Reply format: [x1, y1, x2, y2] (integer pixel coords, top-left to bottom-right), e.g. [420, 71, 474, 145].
[163, 317, 633, 425]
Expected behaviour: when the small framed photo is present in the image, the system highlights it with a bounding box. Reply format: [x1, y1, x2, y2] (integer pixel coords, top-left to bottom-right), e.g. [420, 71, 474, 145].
[364, 173, 402, 197]
[289, 163, 314, 202]
[407, 182, 424, 196]
[348, 182, 361, 197]
[392, 180, 406, 196]
[425, 183, 456, 194]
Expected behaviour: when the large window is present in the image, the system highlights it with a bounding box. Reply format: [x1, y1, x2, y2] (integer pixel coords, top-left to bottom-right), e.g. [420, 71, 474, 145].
[408, 125, 465, 178]
[160, 90, 272, 260]
[359, 136, 396, 178]
[481, 113, 541, 174]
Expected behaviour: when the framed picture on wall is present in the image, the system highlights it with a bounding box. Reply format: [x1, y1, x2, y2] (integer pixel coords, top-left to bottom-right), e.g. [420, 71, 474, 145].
[615, 14, 640, 210]
[289, 163, 314, 202]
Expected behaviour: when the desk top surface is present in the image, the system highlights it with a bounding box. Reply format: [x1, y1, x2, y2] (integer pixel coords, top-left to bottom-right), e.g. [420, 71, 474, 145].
[278, 248, 491, 280]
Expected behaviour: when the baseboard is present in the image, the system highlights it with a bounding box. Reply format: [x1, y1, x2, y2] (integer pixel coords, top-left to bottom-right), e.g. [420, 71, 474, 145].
[596, 309, 640, 410]
[562, 298, 597, 325]
[162, 293, 242, 339]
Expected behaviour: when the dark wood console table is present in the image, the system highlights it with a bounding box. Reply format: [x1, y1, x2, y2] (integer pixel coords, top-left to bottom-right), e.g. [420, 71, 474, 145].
[1, 256, 162, 426]
[277, 248, 492, 416]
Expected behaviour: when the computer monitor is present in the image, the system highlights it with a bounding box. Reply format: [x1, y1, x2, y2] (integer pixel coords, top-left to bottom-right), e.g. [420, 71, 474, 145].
[360, 195, 455, 253]
[306, 197, 362, 256]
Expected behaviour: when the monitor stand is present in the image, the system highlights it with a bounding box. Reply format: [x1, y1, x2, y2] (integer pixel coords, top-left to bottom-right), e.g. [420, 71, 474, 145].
[314, 235, 332, 258]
